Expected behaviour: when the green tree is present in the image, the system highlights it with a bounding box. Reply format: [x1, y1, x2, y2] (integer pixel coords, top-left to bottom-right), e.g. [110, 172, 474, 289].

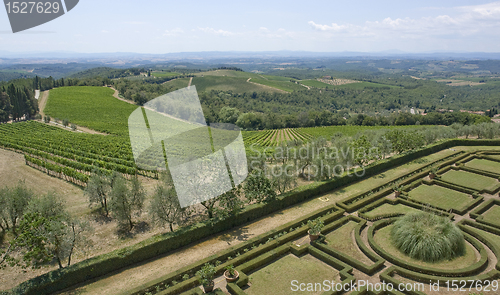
[215, 186, 244, 219]
[218, 107, 240, 124]
[149, 185, 185, 232]
[109, 175, 145, 231]
[3, 181, 34, 236]
[270, 164, 297, 194]
[85, 171, 111, 217]
[244, 172, 276, 203]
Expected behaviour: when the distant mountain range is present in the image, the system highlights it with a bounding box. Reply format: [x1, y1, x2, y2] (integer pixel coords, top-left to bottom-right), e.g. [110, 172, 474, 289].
[1, 50, 500, 61]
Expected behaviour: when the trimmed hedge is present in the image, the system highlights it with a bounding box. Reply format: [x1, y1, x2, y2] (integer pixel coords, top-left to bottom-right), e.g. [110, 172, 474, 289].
[459, 219, 500, 271]
[469, 199, 500, 229]
[5, 139, 500, 295]
[358, 198, 452, 222]
[227, 243, 355, 295]
[399, 179, 484, 215]
[124, 206, 344, 295]
[337, 150, 471, 212]
[380, 265, 500, 290]
[311, 216, 385, 275]
[368, 218, 489, 277]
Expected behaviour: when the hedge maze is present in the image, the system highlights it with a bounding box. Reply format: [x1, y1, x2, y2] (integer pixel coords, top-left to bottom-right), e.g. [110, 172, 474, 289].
[6, 145, 500, 295]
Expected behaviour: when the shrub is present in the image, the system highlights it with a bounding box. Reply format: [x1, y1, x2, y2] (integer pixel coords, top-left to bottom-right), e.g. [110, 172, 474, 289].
[307, 217, 324, 235]
[196, 263, 215, 287]
[391, 212, 466, 262]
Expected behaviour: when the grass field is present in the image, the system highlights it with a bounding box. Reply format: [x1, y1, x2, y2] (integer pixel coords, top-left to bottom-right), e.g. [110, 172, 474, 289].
[482, 205, 500, 227]
[299, 79, 332, 88]
[335, 81, 400, 89]
[407, 184, 473, 211]
[191, 76, 283, 93]
[375, 225, 478, 269]
[440, 170, 499, 191]
[44, 86, 138, 136]
[151, 71, 180, 78]
[246, 254, 338, 295]
[249, 78, 304, 92]
[325, 221, 372, 264]
[465, 158, 500, 174]
[363, 203, 421, 219]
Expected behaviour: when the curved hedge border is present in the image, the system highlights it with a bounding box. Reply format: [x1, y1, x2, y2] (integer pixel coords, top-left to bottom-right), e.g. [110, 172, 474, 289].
[459, 219, 500, 272]
[226, 243, 355, 295]
[123, 206, 345, 295]
[380, 265, 500, 290]
[358, 198, 453, 222]
[469, 199, 500, 229]
[311, 216, 385, 275]
[3, 139, 500, 295]
[368, 218, 489, 277]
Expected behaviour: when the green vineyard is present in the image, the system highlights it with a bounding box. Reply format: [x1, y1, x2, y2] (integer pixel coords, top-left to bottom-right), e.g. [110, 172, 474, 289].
[243, 128, 313, 147]
[0, 121, 143, 186]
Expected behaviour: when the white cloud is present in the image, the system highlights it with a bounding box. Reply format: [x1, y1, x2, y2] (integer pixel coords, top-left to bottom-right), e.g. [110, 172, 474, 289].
[198, 27, 234, 37]
[308, 21, 352, 32]
[309, 1, 500, 38]
[163, 28, 184, 37]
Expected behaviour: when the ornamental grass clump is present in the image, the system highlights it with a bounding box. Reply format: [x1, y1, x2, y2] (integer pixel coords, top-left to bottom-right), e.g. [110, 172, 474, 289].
[391, 212, 466, 262]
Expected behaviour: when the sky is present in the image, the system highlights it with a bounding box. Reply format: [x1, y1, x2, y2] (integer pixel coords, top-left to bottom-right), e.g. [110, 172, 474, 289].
[1, 0, 500, 54]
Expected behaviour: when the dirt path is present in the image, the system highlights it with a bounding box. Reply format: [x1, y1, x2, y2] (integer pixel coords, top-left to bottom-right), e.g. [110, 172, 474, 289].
[108, 86, 135, 106]
[298, 82, 310, 90]
[37, 90, 49, 117]
[54, 148, 478, 295]
[188, 77, 193, 87]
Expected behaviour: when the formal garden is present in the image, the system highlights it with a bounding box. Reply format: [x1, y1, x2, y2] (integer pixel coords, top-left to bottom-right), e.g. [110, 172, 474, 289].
[116, 149, 500, 295]
[3, 144, 500, 295]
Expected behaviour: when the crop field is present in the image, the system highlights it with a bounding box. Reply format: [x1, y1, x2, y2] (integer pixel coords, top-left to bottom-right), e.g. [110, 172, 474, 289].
[249, 77, 304, 92]
[334, 81, 400, 89]
[299, 79, 332, 88]
[44, 86, 138, 136]
[191, 76, 283, 93]
[151, 71, 180, 78]
[243, 128, 312, 146]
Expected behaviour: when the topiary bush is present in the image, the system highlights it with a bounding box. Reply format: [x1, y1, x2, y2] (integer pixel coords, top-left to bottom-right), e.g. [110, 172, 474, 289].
[391, 212, 466, 262]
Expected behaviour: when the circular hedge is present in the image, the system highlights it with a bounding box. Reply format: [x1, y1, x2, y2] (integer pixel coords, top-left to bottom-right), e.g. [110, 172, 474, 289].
[391, 212, 466, 262]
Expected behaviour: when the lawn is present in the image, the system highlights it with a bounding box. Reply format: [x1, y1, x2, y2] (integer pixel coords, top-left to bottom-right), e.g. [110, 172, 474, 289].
[363, 203, 421, 219]
[44, 86, 138, 136]
[465, 158, 500, 175]
[324, 221, 372, 264]
[246, 254, 338, 295]
[482, 205, 500, 227]
[440, 170, 499, 191]
[407, 184, 473, 211]
[375, 225, 478, 270]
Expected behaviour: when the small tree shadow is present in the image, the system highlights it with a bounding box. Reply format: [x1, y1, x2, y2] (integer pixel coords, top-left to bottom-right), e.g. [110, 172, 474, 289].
[90, 208, 112, 224]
